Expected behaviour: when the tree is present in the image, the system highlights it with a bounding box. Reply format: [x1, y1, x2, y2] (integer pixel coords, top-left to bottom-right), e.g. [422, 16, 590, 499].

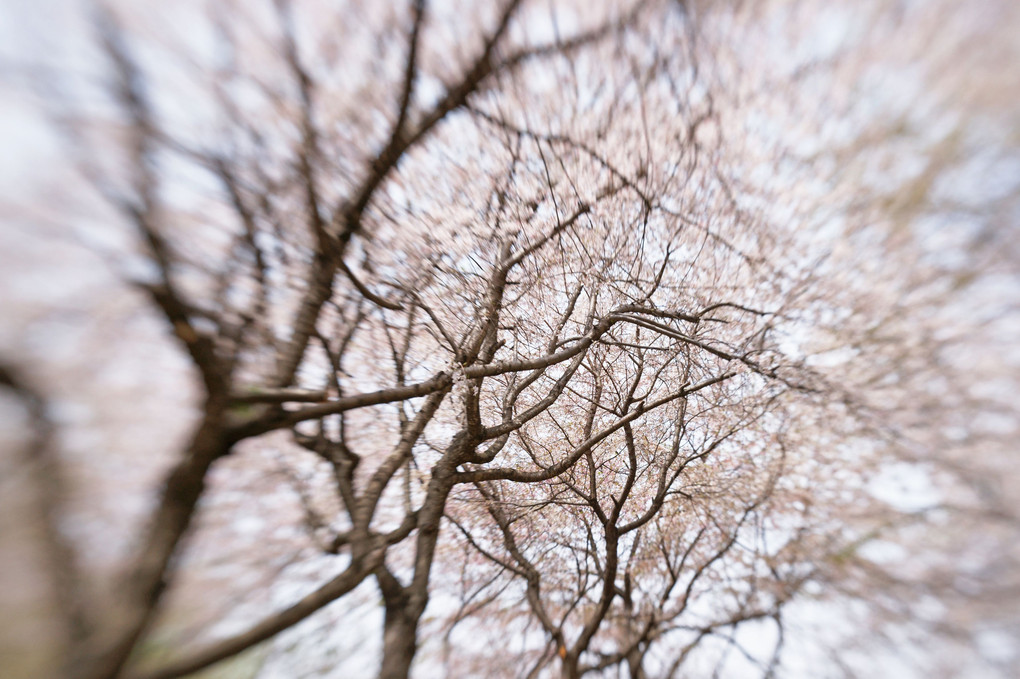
[0, 0, 1017, 678]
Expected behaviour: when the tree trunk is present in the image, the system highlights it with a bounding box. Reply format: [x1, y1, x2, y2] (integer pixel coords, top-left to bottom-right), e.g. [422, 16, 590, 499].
[626, 647, 647, 679]
[378, 605, 419, 679]
[560, 654, 581, 679]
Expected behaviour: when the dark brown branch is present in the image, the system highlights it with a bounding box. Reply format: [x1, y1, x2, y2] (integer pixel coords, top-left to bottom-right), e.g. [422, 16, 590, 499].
[130, 554, 383, 679]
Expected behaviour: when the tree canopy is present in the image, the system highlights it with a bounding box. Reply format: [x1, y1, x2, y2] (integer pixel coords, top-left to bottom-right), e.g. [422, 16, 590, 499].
[0, 1, 1017, 678]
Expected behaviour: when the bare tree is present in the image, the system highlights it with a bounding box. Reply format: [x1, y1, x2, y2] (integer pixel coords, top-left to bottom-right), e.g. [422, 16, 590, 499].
[1, 0, 1017, 678]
